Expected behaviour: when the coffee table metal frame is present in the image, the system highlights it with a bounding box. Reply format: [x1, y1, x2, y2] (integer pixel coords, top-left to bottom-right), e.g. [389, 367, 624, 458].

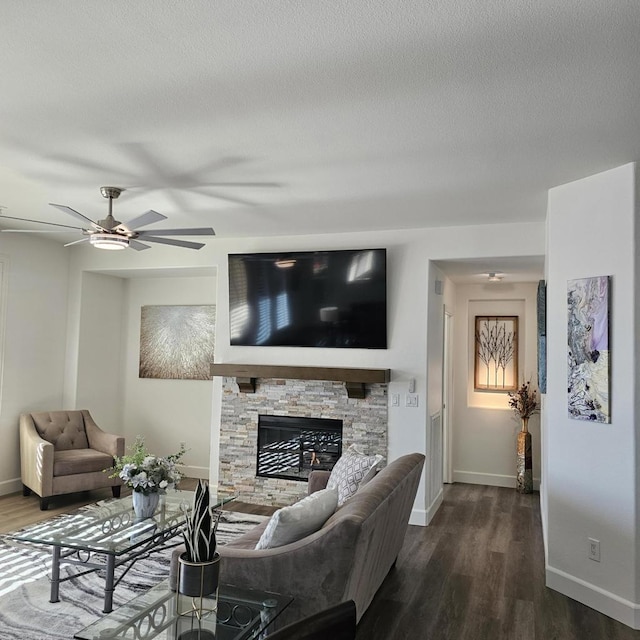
[9, 492, 234, 613]
[73, 579, 293, 640]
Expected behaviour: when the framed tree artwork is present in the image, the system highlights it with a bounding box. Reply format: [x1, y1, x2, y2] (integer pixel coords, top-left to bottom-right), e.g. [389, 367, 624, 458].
[474, 316, 518, 392]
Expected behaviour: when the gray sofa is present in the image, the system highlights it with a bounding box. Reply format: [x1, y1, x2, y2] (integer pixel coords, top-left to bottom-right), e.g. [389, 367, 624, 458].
[216, 452, 425, 625]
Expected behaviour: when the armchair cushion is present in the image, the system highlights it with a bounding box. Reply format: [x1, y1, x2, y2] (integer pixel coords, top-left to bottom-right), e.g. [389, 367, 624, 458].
[31, 411, 89, 450]
[53, 449, 115, 476]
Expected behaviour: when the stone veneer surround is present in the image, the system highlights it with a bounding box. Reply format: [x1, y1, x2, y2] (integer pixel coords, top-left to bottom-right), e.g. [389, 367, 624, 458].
[219, 377, 388, 506]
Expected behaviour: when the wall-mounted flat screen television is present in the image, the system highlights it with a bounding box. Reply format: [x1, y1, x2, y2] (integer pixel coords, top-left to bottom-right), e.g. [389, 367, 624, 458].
[228, 248, 387, 348]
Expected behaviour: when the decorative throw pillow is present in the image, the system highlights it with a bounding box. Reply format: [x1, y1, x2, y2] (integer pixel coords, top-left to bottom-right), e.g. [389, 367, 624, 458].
[327, 444, 384, 506]
[255, 487, 338, 550]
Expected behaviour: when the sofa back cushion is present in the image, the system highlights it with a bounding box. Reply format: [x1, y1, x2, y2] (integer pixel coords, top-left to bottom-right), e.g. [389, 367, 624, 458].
[256, 487, 339, 550]
[31, 411, 89, 451]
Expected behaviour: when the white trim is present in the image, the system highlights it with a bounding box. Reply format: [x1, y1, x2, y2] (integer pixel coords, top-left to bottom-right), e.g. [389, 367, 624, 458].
[453, 469, 540, 491]
[181, 464, 210, 480]
[0, 477, 22, 497]
[409, 508, 428, 526]
[546, 564, 640, 630]
[0, 257, 8, 415]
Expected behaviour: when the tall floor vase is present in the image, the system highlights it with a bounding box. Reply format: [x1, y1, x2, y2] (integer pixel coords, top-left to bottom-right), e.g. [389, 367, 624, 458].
[516, 417, 533, 494]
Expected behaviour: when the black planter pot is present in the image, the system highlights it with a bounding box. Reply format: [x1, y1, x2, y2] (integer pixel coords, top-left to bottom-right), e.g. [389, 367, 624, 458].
[177, 552, 220, 598]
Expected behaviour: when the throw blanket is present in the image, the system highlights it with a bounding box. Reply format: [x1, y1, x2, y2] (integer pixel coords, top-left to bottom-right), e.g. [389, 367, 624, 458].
[0, 510, 266, 640]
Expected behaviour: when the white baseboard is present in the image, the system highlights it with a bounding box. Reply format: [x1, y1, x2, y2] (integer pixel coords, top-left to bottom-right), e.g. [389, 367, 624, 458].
[453, 470, 540, 491]
[546, 565, 640, 630]
[0, 477, 22, 497]
[409, 508, 427, 526]
[182, 465, 209, 480]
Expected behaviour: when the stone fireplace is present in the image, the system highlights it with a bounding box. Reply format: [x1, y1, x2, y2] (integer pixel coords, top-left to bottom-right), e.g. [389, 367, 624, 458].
[218, 376, 388, 507]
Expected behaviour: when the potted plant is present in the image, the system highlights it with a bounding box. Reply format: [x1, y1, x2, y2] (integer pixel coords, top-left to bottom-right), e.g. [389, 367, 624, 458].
[177, 479, 221, 616]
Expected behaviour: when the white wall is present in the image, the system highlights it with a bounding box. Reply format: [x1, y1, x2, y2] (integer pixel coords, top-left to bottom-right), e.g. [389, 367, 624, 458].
[545, 162, 639, 628]
[452, 282, 540, 488]
[122, 275, 217, 478]
[76, 272, 126, 431]
[0, 235, 69, 495]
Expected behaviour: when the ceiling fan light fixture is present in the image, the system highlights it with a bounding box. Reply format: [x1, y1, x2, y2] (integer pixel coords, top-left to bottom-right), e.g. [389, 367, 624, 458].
[90, 233, 129, 250]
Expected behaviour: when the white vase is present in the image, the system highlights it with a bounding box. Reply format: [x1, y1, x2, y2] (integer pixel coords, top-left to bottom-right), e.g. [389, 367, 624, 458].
[132, 490, 160, 519]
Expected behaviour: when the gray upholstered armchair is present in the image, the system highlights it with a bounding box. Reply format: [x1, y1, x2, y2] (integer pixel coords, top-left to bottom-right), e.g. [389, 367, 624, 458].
[20, 410, 125, 510]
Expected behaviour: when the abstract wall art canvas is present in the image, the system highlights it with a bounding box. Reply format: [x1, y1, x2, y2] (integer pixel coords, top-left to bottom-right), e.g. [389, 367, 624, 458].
[537, 280, 547, 394]
[567, 276, 610, 423]
[474, 316, 518, 391]
[139, 305, 216, 380]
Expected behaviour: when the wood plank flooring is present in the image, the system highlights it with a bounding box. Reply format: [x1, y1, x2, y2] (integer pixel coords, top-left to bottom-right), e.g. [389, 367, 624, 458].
[0, 479, 274, 534]
[355, 483, 640, 639]
[1, 482, 638, 638]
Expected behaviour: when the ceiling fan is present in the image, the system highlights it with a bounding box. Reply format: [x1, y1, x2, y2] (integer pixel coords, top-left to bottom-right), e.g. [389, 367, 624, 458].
[0, 186, 215, 251]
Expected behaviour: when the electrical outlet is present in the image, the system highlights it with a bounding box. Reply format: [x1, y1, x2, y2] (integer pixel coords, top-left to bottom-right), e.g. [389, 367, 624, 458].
[588, 537, 601, 562]
[405, 394, 419, 408]
[391, 393, 400, 407]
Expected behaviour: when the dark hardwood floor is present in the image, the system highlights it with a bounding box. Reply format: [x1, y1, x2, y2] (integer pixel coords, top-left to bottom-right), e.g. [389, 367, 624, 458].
[355, 483, 640, 639]
[2, 481, 638, 638]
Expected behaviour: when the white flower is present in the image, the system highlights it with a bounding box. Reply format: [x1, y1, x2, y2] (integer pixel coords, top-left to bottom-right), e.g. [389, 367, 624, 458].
[159, 480, 169, 489]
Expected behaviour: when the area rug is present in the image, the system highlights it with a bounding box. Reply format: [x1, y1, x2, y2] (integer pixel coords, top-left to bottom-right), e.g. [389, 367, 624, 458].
[0, 510, 267, 640]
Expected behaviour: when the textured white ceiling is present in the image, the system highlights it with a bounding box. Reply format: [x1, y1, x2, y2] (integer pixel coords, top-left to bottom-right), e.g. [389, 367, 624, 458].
[0, 1, 639, 247]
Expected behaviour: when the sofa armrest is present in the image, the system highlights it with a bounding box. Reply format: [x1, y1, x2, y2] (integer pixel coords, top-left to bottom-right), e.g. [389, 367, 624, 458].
[308, 470, 330, 495]
[82, 410, 125, 458]
[219, 516, 360, 624]
[20, 414, 54, 497]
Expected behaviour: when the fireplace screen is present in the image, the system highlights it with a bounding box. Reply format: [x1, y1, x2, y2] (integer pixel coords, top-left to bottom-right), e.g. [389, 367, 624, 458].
[257, 415, 343, 482]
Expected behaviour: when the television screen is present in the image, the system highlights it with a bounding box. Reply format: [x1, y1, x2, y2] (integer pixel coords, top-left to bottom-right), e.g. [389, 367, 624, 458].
[228, 249, 387, 348]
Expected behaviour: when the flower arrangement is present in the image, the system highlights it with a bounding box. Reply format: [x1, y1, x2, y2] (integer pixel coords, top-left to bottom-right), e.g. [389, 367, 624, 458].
[110, 436, 186, 494]
[507, 380, 539, 419]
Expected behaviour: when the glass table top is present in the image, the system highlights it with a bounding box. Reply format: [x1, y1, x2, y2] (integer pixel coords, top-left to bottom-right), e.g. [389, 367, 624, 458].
[74, 579, 293, 640]
[10, 492, 235, 555]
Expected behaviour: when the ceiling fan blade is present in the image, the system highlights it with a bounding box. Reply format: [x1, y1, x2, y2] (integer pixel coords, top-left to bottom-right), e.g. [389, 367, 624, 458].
[49, 203, 102, 229]
[129, 239, 151, 251]
[136, 227, 215, 237]
[121, 209, 167, 231]
[0, 229, 75, 233]
[0, 214, 85, 230]
[195, 182, 281, 188]
[140, 236, 206, 250]
[64, 237, 90, 247]
[190, 188, 257, 206]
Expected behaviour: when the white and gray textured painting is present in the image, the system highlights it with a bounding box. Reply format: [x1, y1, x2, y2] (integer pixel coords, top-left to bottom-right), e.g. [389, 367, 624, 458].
[139, 305, 216, 380]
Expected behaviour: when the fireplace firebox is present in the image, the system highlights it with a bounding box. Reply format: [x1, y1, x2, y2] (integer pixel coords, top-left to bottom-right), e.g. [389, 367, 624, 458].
[257, 415, 343, 482]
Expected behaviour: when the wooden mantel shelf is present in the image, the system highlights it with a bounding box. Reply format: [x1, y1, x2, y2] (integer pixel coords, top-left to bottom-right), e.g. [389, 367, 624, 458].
[210, 363, 391, 399]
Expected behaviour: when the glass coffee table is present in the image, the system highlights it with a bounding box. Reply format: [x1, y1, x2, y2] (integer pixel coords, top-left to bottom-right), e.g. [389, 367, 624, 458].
[74, 579, 292, 640]
[9, 491, 235, 613]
